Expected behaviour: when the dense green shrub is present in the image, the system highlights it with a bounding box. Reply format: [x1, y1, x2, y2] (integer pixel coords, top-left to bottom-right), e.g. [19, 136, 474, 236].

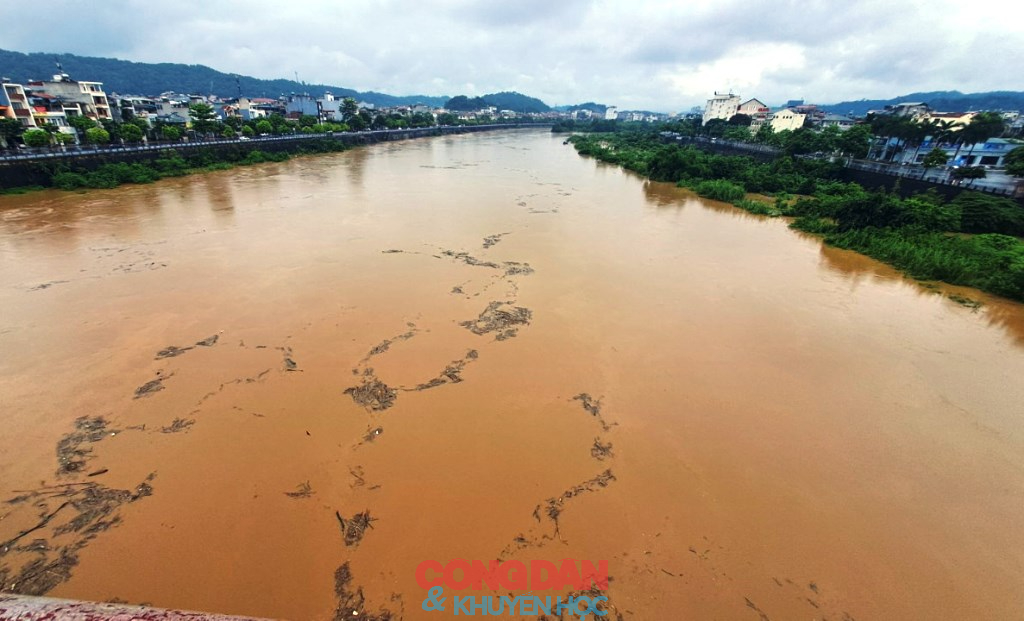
[953, 192, 1024, 236]
[52, 172, 88, 190]
[691, 179, 746, 203]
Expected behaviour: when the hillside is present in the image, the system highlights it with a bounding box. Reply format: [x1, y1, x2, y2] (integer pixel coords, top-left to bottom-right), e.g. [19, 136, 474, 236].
[0, 49, 449, 108]
[480, 91, 550, 113]
[444, 91, 551, 114]
[820, 91, 1024, 116]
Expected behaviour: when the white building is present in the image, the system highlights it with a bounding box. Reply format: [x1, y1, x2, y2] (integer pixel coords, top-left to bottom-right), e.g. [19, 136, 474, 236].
[702, 92, 741, 125]
[604, 106, 619, 120]
[770, 108, 806, 132]
[1, 80, 36, 128]
[27, 73, 112, 121]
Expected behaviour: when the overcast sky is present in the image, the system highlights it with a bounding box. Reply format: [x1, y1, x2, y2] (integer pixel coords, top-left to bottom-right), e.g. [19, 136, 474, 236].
[2, 0, 1022, 111]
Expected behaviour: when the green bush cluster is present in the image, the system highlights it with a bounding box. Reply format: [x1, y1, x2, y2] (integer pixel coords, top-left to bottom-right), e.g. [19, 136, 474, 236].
[53, 162, 160, 189]
[571, 133, 836, 195]
[690, 179, 746, 203]
[44, 139, 351, 191]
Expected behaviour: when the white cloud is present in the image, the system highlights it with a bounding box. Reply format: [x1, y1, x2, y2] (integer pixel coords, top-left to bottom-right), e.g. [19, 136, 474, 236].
[0, 0, 1021, 111]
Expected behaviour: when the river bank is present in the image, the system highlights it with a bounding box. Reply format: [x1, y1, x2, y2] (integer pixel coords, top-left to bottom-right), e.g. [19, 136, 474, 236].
[0, 124, 548, 194]
[569, 132, 1024, 303]
[2, 129, 1023, 619]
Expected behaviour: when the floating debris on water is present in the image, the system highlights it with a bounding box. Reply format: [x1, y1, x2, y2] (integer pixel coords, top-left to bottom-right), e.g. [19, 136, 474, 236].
[56, 417, 116, 476]
[460, 302, 532, 340]
[345, 377, 398, 411]
[284, 481, 314, 499]
[336, 510, 377, 547]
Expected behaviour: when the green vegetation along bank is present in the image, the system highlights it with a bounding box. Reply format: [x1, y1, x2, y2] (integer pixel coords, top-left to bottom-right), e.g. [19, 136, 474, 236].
[0, 138, 350, 194]
[569, 132, 1024, 302]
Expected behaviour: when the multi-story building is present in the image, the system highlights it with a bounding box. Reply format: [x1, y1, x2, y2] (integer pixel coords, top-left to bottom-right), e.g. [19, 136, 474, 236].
[27, 73, 112, 121]
[1, 79, 37, 128]
[737, 98, 769, 119]
[887, 102, 929, 118]
[820, 114, 856, 131]
[737, 98, 770, 133]
[702, 92, 741, 125]
[28, 92, 75, 136]
[897, 137, 1021, 167]
[917, 111, 975, 130]
[285, 93, 321, 120]
[770, 108, 807, 132]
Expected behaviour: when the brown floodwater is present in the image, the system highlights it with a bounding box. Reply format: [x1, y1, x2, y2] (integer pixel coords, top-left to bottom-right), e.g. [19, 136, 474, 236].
[1, 129, 1023, 620]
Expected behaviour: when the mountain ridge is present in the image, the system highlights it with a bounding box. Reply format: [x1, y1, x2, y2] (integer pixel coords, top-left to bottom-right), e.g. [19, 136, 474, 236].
[817, 91, 1024, 116]
[0, 49, 450, 108]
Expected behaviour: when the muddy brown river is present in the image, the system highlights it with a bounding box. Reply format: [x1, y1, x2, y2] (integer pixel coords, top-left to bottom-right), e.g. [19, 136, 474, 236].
[1, 129, 1023, 620]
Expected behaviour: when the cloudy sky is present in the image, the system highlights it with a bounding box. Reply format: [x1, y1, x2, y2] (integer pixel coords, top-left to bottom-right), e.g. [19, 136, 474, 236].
[2, 0, 1022, 111]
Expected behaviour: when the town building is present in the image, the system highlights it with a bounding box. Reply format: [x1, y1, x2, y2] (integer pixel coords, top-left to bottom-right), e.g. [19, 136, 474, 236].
[896, 137, 1023, 167]
[702, 92, 741, 125]
[285, 93, 321, 120]
[917, 111, 975, 130]
[26, 73, 112, 121]
[2, 79, 36, 128]
[820, 113, 856, 131]
[28, 92, 75, 135]
[887, 102, 929, 118]
[770, 108, 807, 132]
[737, 98, 769, 119]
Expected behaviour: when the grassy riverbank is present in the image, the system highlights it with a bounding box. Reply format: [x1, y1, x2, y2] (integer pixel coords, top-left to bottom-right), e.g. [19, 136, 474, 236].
[570, 133, 1024, 302]
[1, 138, 349, 193]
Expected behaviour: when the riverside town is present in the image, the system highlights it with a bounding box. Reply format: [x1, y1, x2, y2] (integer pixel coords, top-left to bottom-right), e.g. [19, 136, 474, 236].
[1, 3, 1024, 620]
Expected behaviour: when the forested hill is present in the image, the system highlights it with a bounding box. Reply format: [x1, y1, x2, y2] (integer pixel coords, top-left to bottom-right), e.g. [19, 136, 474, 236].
[820, 91, 1024, 116]
[444, 91, 551, 114]
[0, 49, 449, 108]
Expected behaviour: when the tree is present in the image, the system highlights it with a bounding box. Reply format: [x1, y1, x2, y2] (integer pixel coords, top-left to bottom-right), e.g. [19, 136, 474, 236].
[54, 132, 75, 145]
[255, 120, 273, 135]
[222, 126, 237, 139]
[723, 126, 751, 141]
[703, 118, 727, 137]
[347, 115, 367, 131]
[753, 123, 774, 144]
[189, 102, 220, 135]
[341, 98, 359, 122]
[0, 117, 24, 149]
[68, 116, 97, 132]
[266, 114, 290, 134]
[1005, 146, 1024, 177]
[953, 112, 1005, 165]
[161, 125, 182, 141]
[926, 119, 957, 148]
[85, 127, 110, 145]
[952, 166, 986, 187]
[100, 119, 122, 142]
[922, 147, 948, 172]
[298, 114, 318, 128]
[121, 124, 144, 143]
[728, 113, 752, 126]
[444, 95, 488, 111]
[817, 125, 842, 154]
[241, 125, 255, 138]
[22, 129, 51, 148]
[836, 124, 871, 158]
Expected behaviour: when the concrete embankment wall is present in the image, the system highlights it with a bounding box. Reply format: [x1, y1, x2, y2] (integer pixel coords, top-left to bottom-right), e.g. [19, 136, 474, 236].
[837, 167, 1023, 203]
[0, 124, 547, 190]
[669, 136, 779, 163]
